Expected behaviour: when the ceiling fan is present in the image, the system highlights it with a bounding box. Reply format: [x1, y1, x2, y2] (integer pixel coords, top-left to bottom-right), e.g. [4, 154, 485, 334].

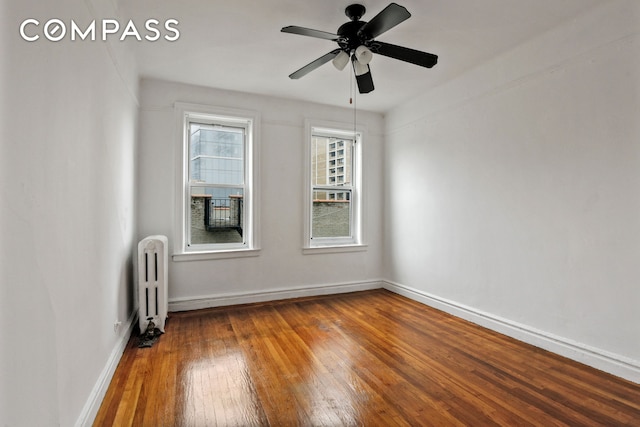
[281, 3, 438, 94]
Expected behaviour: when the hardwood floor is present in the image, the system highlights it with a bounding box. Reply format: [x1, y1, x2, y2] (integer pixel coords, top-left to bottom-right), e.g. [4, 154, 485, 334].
[94, 289, 640, 426]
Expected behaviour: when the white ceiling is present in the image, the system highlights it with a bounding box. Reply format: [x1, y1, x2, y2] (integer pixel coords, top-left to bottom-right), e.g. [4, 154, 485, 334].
[120, 0, 604, 113]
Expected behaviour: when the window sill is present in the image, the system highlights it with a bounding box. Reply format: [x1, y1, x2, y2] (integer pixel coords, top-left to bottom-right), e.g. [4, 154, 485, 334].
[172, 248, 261, 262]
[302, 244, 368, 255]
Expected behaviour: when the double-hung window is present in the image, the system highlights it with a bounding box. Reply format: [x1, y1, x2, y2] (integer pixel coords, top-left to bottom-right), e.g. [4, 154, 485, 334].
[305, 123, 364, 250]
[175, 104, 259, 259]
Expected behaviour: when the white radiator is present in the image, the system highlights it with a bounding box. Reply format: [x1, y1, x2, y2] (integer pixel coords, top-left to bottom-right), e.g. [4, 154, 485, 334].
[137, 235, 169, 333]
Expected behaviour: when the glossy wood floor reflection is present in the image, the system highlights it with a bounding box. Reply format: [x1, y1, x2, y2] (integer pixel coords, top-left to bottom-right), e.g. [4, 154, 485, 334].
[94, 290, 640, 426]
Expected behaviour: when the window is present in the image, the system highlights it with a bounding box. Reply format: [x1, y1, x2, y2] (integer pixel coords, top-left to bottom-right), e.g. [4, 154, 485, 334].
[175, 104, 259, 259]
[305, 123, 363, 250]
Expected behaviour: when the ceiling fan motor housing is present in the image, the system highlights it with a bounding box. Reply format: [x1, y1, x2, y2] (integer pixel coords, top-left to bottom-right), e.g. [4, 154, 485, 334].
[337, 20, 368, 52]
[345, 4, 366, 21]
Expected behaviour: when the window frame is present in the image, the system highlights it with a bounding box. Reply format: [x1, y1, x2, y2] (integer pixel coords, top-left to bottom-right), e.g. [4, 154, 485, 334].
[173, 103, 260, 261]
[303, 120, 366, 253]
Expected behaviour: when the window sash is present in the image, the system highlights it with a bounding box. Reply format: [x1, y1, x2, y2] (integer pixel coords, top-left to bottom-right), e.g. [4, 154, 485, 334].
[311, 188, 353, 239]
[182, 110, 254, 253]
[306, 124, 362, 248]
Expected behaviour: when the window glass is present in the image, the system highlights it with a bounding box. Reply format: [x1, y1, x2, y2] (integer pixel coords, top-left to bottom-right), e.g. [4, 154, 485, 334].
[308, 128, 361, 247]
[184, 114, 253, 251]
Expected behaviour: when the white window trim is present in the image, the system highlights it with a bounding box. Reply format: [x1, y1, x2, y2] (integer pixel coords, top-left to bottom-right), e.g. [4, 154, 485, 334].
[173, 102, 260, 261]
[303, 119, 366, 253]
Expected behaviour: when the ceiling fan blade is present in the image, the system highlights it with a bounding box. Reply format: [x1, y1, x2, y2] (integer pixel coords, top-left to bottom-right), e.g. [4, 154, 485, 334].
[281, 26, 339, 41]
[354, 65, 375, 94]
[358, 3, 411, 39]
[289, 49, 342, 79]
[371, 41, 438, 68]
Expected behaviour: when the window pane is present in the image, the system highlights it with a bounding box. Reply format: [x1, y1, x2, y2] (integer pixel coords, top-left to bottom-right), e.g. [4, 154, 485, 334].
[312, 189, 351, 238]
[311, 135, 353, 187]
[190, 186, 244, 245]
[190, 123, 244, 185]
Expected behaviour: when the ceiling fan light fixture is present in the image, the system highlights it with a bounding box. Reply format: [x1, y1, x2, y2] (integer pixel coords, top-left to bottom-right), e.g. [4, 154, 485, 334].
[355, 45, 373, 65]
[281, 3, 439, 93]
[353, 58, 369, 76]
[332, 50, 350, 70]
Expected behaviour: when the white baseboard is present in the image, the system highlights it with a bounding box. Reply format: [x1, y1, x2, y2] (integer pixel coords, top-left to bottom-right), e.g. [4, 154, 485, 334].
[169, 280, 384, 312]
[75, 311, 138, 427]
[383, 280, 640, 384]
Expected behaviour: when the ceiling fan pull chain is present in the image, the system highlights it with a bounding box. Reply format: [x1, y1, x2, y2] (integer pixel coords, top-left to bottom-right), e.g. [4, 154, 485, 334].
[349, 66, 353, 105]
[353, 74, 357, 140]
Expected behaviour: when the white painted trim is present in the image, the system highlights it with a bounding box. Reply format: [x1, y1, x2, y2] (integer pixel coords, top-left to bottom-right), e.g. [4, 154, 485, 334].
[172, 102, 261, 257]
[383, 280, 640, 384]
[169, 280, 383, 312]
[172, 248, 261, 262]
[302, 244, 368, 255]
[303, 119, 367, 250]
[75, 311, 137, 427]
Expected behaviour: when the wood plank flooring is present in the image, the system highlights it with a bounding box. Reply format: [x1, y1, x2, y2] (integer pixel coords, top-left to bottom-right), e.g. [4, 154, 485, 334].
[94, 289, 640, 426]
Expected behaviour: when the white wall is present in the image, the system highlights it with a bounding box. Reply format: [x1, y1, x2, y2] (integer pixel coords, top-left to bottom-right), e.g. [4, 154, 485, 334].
[384, 0, 640, 382]
[138, 79, 384, 308]
[0, 0, 138, 425]
[1, 1, 636, 424]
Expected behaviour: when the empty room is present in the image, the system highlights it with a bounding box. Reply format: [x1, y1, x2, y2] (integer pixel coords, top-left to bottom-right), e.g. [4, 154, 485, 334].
[1, 0, 639, 426]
